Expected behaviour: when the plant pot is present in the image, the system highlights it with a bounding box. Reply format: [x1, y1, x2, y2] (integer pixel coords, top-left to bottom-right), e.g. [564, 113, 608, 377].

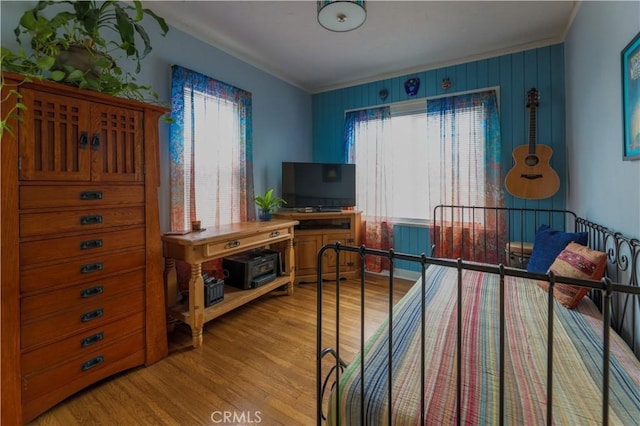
[53, 44, 114, 83]
[258, 210, 272, 221]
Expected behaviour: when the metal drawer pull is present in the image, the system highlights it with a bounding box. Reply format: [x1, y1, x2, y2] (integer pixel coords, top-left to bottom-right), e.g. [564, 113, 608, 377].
[80, 191, 103, 200]
[91, 133, 101, 150]
[269, 231, 280, 238]
[227, 240, 240, 249]
[80, 239, 103, 250]
[79, 131, 89, 149]
[80, 308, 104, 322]
[81, 332, 104, 348]
[80, 215, 103, 225]
[80, 285, 104, 298]
[81, 355, 104, 371]
[80, 262, 103, 274]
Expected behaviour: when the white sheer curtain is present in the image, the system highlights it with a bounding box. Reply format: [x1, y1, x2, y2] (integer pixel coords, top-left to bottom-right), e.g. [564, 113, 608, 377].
[184, 89, 243, 228]
[425, 101, 487, 212]
[352, 116, 394, 220]
[344, 107, 394, 272]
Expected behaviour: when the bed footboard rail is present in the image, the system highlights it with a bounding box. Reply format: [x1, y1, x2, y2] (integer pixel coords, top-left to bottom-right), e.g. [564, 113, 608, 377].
[318, 240, 640, 425]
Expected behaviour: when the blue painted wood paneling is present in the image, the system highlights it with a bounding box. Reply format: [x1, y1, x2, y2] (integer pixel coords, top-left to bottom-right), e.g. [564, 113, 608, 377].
[393, 225, 431, 272]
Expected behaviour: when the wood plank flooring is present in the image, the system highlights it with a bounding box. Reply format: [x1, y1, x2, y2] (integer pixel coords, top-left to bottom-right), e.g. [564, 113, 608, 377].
[28, 274, 414, 425]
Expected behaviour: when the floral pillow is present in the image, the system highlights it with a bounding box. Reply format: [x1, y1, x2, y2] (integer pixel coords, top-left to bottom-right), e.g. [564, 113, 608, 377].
[537, 242, 607, 308]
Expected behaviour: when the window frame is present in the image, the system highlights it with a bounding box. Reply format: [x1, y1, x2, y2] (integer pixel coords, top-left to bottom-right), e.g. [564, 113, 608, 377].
[169, 65, 254, 232]
[345, 87, 500, 225]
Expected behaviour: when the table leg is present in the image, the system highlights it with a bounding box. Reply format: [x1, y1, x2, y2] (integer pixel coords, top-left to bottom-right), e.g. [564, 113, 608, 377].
[285, 238, 295, 295]
[164, 258, 179, 332]
[189, 262, 205, 348]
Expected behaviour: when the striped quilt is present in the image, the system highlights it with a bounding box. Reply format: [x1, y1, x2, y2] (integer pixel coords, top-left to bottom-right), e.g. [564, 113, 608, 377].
[329, 265, 640, 425]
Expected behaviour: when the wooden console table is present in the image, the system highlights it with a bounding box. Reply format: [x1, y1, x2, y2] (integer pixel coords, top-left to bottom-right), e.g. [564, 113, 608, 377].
[162, 219, 298, 348]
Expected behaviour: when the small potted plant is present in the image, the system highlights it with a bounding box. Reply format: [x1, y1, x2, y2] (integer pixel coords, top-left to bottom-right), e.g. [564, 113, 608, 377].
[254, 189, 286, 221]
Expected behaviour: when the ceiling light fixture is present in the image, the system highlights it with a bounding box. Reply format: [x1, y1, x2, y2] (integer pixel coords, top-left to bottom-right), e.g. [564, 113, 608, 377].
[317, 1, 366, 32]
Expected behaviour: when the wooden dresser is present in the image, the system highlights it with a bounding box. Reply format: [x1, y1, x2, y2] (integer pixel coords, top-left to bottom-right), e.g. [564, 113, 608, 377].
[1, 73, 168, 423]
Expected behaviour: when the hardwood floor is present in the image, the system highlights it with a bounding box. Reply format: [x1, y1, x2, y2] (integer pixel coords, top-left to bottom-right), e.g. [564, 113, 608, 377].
[28, 274, 414, 425]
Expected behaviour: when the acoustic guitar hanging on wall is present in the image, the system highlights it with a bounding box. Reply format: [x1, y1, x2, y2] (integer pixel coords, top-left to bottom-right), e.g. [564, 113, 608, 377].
[505, 88, 560, 199]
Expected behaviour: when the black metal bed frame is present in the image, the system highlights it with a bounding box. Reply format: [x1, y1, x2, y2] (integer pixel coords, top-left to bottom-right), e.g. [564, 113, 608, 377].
[317, 205, 640, 426]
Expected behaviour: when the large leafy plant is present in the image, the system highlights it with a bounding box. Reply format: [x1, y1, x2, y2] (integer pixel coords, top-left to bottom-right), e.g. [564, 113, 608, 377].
[2, 0, 169, 100]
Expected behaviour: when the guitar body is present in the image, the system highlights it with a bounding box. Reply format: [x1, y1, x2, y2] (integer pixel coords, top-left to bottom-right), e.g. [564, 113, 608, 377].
[504, 88, 560, 200]
[505, 144, 560, 199]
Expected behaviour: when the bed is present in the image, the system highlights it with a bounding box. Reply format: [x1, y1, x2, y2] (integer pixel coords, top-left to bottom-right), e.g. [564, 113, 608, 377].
[317, 206, 640, 425]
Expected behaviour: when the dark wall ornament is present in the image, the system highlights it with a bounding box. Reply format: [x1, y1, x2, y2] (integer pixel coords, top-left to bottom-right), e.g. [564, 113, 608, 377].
[441, 77, 452, 91]
[404, 78, 420, 96]
[379, 88, 389, 101]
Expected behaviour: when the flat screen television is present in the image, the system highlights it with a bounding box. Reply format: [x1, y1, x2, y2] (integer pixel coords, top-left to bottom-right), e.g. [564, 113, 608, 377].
[281, 162, 356, 211]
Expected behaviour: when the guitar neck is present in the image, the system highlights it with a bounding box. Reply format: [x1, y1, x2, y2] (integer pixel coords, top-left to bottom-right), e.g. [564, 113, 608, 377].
[528, 103, 537, 155]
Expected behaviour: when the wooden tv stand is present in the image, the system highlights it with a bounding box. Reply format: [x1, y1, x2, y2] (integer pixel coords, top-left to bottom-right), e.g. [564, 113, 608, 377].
[162, 219, 297, 348]
[273, 211, 361, 283]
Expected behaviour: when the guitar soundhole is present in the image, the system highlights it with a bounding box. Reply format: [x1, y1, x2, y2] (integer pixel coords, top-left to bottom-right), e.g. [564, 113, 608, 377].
[524, 155, 539, 167]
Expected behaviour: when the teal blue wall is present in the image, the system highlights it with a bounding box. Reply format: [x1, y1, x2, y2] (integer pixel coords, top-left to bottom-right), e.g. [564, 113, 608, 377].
[311, 44, 566, 212]
[393, 224, 431, 272]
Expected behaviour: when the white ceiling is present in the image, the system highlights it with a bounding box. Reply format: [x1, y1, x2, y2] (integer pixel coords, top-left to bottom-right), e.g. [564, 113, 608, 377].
[148, 1, 577, 93]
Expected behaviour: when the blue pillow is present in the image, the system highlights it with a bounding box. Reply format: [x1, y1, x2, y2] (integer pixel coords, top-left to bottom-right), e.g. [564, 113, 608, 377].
[526, 225, 589, 273]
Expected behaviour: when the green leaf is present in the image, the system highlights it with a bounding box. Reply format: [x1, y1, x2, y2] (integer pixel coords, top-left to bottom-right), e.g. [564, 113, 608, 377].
[133, 1, 144, 22]
[35, 55, 55, 70]
[19, 11, 37, 31]
[67, 69, 85, 81]
[143, 8, 169, 35]
[86, 79, 101, 90]
[49, 70, 66, 81]
[36, 1, 58, 13]
[1, 121, 15, 137]
[114, 5, 135, 48]
[134, 23, 151, 58]
[94, 56, 113, 69]
[50, 12, 76, 29]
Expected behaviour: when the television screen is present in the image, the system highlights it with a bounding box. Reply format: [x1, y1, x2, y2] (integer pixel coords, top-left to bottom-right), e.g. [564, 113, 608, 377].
[282, 162, 356, 210]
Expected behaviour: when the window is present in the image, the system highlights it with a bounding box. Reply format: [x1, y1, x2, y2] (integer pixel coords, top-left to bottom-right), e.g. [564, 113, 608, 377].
[345, 90, 502, 223]
[169, 65, 254, 232]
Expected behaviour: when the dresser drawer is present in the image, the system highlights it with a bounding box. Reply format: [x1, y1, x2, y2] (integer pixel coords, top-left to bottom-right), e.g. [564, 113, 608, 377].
[21, 249, 145, 293]
[20, 185, 144, 209]
[21, 312, 144, 376]
[21, 227, 145, 267]
[21, 287, 144, 350]
[21, 269, 144, 321]
[203, 226, 292, 258]
[21, 331, 144, 402]
[20, 206, 144, 238]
